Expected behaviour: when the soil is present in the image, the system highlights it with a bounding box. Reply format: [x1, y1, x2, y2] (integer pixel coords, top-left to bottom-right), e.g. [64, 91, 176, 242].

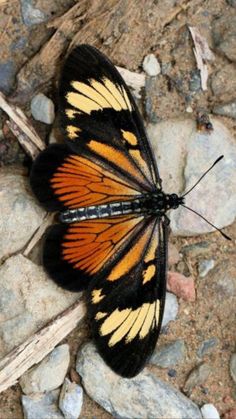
[0, 0, 235, 418]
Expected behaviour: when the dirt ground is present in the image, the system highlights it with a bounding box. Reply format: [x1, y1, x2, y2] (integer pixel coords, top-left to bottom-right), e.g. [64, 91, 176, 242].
[0, 0, 235, 418]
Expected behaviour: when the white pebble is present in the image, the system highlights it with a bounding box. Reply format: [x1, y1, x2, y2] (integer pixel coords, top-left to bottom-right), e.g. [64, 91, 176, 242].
[162, 292, 179, 328]
[201, 403, 220, 419]
[143, 54, 161, 76]
[31, 93, 55, 124]
[59, 378, 83, 419]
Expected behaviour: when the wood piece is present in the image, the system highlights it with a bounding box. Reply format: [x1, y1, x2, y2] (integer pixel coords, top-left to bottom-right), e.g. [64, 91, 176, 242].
[0, 300, 86, 393]
[0, 92, 45, 157]
[23, 213, 54, 257]
[188, 26, 215, 91]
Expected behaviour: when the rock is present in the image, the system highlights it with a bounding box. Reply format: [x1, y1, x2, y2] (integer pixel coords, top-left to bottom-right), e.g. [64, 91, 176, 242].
[208, 260, 236, 298]
[147, 118, 236, 236]
[76, 343, 202, 419]
[184, 363, 211, 394]
[168, 243, 180, 265]
[223, 409, 236, 419]
[211, 65, 236, 101]
[31, 93, 55, 124]
[0, 60, 16, 95]
[197, 338, 218, 358]
[0, 255, 80, 357]
[212, 14, 236, 62]
[198, 259, 215, 278]
[181, 242, 212, 258]
[162, 292, 179, 328]
[167, 272, 196, 302]
[59, 378, 83, 419]
[201, 403, 220, 419]
[20, 0, 49, 26]
[22, 390, 63, 419]
[227, 0, 236, 6]
[150, 339, 186, 368]
[213, 101, 236, 119]
[143, 54, 161, 76]
[189, 70, 201, 92]
[20, 344, 70, 394]
[0, 168, 45, 260]
[176, 260, 190, 277]
[230, 353, 236, 384]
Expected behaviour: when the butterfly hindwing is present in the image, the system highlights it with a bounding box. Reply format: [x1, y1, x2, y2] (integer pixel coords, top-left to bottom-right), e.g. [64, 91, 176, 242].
[88, 218, 168, 377]
[59, 44, 161, 191]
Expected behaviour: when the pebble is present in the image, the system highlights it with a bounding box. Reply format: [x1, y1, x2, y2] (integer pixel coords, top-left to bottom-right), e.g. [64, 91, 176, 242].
[223, 409, 236, 419]
[0, 255, 80, 358]
[31, 93, 55, 124]
[197, 338, 218, 358]
[143, 54, 161, 76]
[212, 14, 236, 62]
[201, 403, 220, 419]
[198, 259, 215, 278]
[189, 70, 201, 92]
[20, 344, 70, 394]
[167, 272, 196, 301]
[162, 292, 179, 328]
[211, 64, 236, 100]
[59, 378, 83, 419]
[0, 168, 45, 260]
[76, 343, 202, 419]
[20, 0, 49, 26]
[150, 339, 186, 368]
[208, 260, 236, 298]
[184, 363, 211, 394]
[168, 243, 180, 265]
[22, 390, 63, 419]
[230, 353, 236, 384]
[0, 60, 16, 95]
[227, 0, 236, 6]
[213, 101, 236, 120]
[181, 242, 212, 258]
[148, 118, 236, 236]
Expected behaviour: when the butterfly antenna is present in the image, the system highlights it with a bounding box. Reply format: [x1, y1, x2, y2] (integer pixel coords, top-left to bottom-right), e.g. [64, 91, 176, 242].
[181, 204, 231, 241]
[182, 155, 224, 198]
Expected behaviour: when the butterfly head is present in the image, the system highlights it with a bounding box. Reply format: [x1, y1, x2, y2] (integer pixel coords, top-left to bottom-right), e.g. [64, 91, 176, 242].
[165, 193, 184, 210]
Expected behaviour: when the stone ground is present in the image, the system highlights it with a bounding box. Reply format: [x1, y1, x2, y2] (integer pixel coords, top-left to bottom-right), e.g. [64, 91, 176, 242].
[0, 0, 236, 418]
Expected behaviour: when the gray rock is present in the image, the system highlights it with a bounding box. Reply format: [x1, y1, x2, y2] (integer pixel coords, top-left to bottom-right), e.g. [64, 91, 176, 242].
[0, 60, 16, 95]
[162, 292, 178, 328]
[197, 338, 218, 358]
[22, 390, 63, 419]
[189, 70, 201, 92]
[20, 0, 49, 26]
[198, 259, 215, 278]
[208, 260, 236, 297]
[230, 353, 236, 384]
[213, 101, 236, 119]
[143, 54, 161, 76]
[0, 255, 80, 357]
[211, 64, 236, 100]
[227, 0, 236, 6]
[31, 93, 55, 124]
[76, 343, 202, 419]
[201, 403, 220, 419]
[147, 118, 236, 236]
[150, 339, 186, 368]
[212, 14, 236, 62]
[20, 344, 70, 394]
[59, 378, 83, 419]
[0, 168, 45, 260]
[184, 363, 211, 393]
[181, 242, 212, 258]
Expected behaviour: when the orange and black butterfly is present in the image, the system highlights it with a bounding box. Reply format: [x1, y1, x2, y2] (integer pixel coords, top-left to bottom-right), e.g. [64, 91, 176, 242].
[30, 45, 184, 378]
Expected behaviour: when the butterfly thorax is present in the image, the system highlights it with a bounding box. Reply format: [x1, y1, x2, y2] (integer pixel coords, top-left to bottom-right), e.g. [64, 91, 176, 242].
[60, 192, 184, 223]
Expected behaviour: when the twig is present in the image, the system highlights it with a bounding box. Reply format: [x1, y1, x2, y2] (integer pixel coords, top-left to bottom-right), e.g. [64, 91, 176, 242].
[23, 213, 54, 257]
[0, 300, 86, 393]
[0, 92, 45, 157]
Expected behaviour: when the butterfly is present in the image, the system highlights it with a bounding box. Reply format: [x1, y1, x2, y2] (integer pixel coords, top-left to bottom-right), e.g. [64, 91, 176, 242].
[30, 44, 184, 378]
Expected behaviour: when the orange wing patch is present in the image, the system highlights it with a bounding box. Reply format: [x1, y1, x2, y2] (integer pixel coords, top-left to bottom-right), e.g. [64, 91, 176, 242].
[50, 154, 142, 209]
[62, 215, 144, 275]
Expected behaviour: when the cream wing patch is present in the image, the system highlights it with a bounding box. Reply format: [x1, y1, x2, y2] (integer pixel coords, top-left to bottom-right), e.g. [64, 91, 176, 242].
[66, 78, 132, 115]
[97, 300, 161, 347]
